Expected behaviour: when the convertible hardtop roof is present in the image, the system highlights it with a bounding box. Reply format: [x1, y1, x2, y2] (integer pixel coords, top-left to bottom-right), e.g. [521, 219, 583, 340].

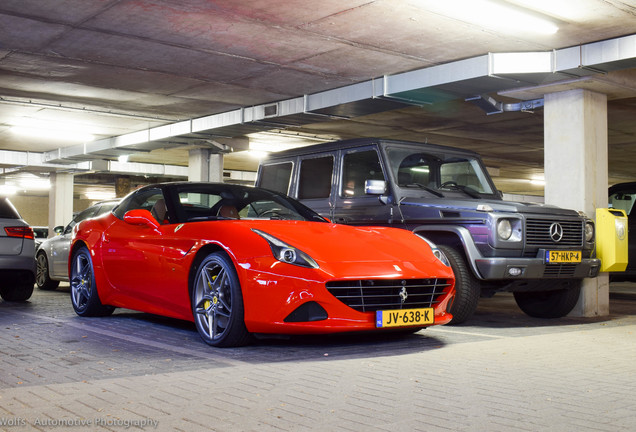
[138, 181, 282, 195]
[262, 137, 483, 160]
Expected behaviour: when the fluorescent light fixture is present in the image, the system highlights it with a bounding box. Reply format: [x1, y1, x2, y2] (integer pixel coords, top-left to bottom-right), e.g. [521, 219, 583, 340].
[0, 185, 17, 196]
[248, 150, 268, 159]
[17, 178, 50, 190]
[490, 52, 554, 74]
[529, 175, 545, 186]
[10, 119, 96, 142]
[85, 191, 116, 201]
[411, 167, 430, 173]
[118, 155, 130, 163]
[11, 126, 95, 142]
[424, 0, 559, 35]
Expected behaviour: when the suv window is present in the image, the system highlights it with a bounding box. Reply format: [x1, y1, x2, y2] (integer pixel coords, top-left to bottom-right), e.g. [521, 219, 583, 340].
[259, 162, 293, 194]
[298, 156, 333, 199]
[386, 146, 494, 195]
[342, 149, 385, 197]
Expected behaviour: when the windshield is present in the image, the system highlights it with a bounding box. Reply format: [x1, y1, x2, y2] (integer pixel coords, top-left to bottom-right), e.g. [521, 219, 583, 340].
[173, 184, 327, 223]
[385, 146, 495, 196]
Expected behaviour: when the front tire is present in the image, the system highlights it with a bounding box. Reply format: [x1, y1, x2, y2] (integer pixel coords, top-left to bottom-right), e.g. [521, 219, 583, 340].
[513, 282, 581, 318]
[191, 252, 250, 347]
[70, 246, 114, 317]
[36, 251, 60, 291]
[438, 245, 480, 324]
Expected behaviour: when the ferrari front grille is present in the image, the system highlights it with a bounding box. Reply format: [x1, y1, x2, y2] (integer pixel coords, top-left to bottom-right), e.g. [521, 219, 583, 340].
[325, 278, 451, 313]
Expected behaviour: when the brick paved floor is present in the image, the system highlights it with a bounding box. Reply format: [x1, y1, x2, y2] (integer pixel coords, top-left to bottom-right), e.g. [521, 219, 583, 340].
[1, 283, 635, 431]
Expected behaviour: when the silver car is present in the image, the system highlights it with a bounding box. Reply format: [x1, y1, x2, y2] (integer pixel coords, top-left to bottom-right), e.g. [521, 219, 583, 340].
[36, 200, 119, 290]
[0, 197, 36, 301]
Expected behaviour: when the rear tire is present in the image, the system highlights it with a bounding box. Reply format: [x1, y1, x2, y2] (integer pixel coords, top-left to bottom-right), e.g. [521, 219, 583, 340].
[0, 283, 34, 302]
[513, 283, 581, 318]
[70, 246, 114, 317]
[438, 245, 480, 324]
[36, 251, 60, 291]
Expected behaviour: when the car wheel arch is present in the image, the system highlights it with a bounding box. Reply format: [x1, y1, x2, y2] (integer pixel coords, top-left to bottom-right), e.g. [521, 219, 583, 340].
[188, 244, 233, 295]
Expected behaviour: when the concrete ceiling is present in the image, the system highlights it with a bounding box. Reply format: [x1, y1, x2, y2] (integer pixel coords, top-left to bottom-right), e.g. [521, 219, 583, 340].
[1, 0, 636, 199]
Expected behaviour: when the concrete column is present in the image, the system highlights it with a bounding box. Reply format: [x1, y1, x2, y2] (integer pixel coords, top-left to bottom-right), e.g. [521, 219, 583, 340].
[188, 148, 224, 182]
[48, 172, 74, 233]
[544, 88, 609, 317]
[115, 176, 132, 198]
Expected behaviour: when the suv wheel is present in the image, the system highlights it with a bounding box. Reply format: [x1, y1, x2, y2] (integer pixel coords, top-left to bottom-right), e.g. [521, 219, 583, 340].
[513, 282, 581, 318]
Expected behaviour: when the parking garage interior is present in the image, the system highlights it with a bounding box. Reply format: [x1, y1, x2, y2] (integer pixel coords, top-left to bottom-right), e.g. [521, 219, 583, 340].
[1, 1, 636, 431]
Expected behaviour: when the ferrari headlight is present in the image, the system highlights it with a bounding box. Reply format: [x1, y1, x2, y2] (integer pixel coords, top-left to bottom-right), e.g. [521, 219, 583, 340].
[417, 235, 450, 267]
[252, 229, 319, 268]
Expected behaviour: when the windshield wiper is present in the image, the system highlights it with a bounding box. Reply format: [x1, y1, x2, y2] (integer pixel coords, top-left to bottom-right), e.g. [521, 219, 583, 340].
[442, 184, 481, 199]
[402, 183, 444, 197]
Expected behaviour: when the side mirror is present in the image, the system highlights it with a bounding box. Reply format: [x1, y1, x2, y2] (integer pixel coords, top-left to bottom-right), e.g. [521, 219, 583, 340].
[54, 226, 64, 235]
[365, 179, 386, 195]
[123, 209, 160, 230]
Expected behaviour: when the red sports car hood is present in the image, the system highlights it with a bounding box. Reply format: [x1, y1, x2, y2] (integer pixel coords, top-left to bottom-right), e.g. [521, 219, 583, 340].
[244, 220, 448, 277]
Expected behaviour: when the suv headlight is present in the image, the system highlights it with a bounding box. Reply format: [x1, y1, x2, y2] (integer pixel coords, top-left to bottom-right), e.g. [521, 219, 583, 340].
[252, 229, 319, 268]
[418, 236, 450, 267]
[497, 219, 512, 240]
[585, 221, 594, 243]
[495, 217, 522, 243]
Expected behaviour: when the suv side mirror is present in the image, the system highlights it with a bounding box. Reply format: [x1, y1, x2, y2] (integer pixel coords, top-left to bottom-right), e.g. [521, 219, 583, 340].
[365, 179, 386, 195]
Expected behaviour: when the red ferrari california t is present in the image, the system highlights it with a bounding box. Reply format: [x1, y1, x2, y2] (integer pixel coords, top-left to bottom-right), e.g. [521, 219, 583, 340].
[70, 182, 455, 347]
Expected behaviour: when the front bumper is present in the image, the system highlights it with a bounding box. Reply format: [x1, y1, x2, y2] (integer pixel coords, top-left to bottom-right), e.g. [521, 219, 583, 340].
[474, 251, 601, 280]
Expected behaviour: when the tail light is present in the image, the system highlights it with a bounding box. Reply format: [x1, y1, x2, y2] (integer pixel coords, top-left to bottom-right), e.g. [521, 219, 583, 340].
[4, 226, 35, 239]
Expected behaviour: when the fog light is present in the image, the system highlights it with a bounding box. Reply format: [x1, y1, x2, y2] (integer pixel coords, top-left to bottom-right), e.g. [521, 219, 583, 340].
[508, 267, 522, 276]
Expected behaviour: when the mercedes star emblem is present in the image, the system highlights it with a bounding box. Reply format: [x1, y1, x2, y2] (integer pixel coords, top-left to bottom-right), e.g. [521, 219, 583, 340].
[549, 222, 563, 242]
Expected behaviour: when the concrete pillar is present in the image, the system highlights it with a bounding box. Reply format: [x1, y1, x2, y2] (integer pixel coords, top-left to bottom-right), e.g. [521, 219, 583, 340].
[48, 172, 74, 233]
[188, 148, 223, 182]
[544, 88, 609, 317]
[115, 176, 132, 198]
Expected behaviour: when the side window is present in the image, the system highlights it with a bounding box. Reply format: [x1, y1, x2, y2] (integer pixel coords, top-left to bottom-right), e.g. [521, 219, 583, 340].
[610, 192, 636, 216]
[259, 162, 293, 194]
[65, 206, 99, 234]
[342, 150, 385, 197]
[113, 189, 169, 224]
[298, 156, 333, 199]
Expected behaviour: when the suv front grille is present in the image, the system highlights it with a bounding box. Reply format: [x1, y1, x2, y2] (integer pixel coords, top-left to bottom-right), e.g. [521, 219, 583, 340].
[525, 219, 583, 248]
[325, 279, 451, 313]
[543, 264, 577, 277]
